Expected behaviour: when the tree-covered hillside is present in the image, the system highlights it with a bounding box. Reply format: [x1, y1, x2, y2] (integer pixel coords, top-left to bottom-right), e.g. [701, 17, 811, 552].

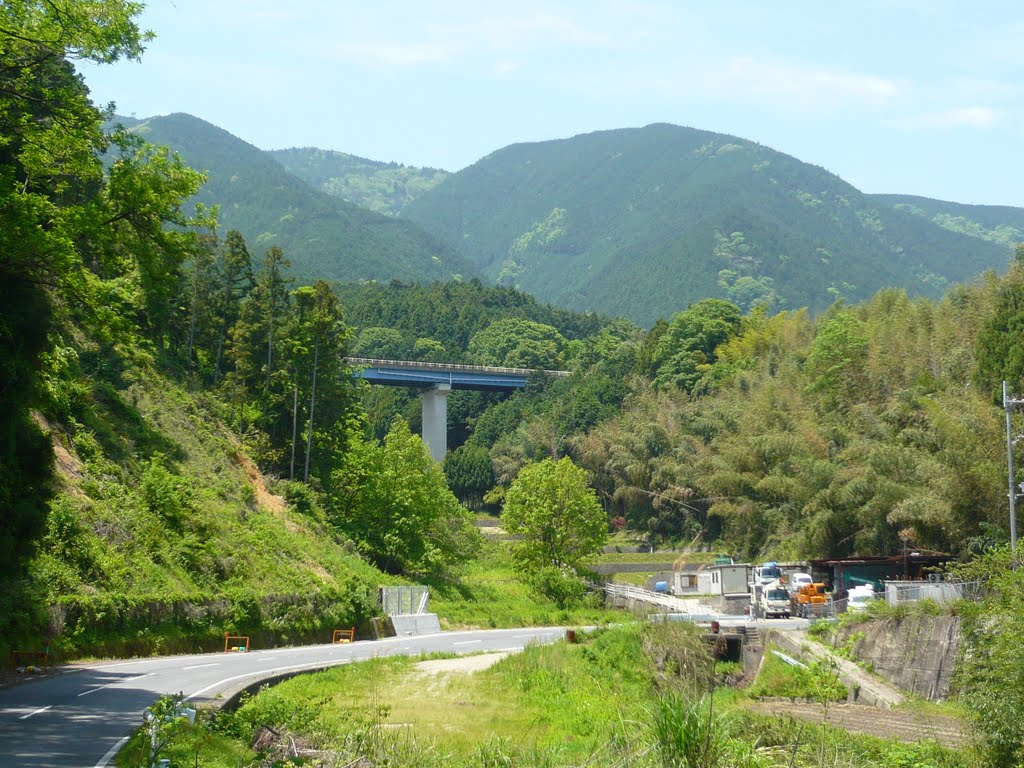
[271, 147, 448, 216]
[402, 123, 1015, 325]
[115, 114, 474, 284]
[874, 193, 1024, 248]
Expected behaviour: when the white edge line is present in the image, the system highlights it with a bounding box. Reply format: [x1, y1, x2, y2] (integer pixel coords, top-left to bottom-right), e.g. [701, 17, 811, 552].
[184, 658, 353, 702]
[79, 671, 155, 697]
[19, 705, 52, 720]
[94, 735, 130, 767]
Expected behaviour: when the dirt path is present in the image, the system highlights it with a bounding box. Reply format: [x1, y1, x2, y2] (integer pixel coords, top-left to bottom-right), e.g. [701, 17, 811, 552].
[748, 700, 967, 748]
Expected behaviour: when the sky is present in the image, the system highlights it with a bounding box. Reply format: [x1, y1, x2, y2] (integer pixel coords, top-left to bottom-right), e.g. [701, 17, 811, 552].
[80, 1, 1024, 207]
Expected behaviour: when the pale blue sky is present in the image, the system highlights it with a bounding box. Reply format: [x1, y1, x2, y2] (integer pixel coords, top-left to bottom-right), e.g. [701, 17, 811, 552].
[81, 1, 1024, 207]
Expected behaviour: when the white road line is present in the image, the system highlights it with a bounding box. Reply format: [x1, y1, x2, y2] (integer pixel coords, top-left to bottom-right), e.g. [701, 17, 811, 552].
[94, 735, 129, 768]
[86, 658, 163, 670]
[184, 658, 353, 702]
[19, 705, 52, 720]
[182, 663, 220, 670]
[453, 640, 482, 646]
[78, 672, 154, 696]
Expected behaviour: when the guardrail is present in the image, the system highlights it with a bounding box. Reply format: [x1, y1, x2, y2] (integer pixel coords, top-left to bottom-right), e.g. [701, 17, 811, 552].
[603, 583, 708, 614]
[345, 357, 571, 378]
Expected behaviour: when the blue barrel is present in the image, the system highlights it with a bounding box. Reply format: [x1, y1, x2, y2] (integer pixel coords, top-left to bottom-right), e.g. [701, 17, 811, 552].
[654, 581, 669, 593]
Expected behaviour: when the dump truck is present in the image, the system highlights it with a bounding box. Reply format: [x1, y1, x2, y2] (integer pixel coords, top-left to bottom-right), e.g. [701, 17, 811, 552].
[756, 579, 792, 619]
[791, 582, 829, 618]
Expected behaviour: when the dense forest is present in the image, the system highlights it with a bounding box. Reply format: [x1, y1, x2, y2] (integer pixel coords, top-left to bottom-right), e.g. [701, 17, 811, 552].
[115, 113, 473, 285]
[271, 147, 449, 216]
[402, 123, 1014, 324]
[340, 269, 1015, 562]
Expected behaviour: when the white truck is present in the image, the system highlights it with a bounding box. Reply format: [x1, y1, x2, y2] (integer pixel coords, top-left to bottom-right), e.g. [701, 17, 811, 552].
[751, 579, 791, 619]
[846, 584, 877, 612]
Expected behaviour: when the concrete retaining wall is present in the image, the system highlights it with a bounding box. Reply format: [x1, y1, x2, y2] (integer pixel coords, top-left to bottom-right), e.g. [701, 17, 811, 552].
[838, 615, 960, 700]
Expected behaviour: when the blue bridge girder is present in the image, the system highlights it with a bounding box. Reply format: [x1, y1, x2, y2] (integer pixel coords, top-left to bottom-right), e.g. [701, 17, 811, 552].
[345, 358, 570, 460]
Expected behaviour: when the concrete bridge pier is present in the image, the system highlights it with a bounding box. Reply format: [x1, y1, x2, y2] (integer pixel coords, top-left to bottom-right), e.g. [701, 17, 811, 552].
[420, 383, 451, 461]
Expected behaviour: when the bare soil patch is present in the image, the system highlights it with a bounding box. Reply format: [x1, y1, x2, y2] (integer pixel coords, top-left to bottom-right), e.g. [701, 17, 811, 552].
[414, 652, 509, 676]
[748, 700, 967, 748]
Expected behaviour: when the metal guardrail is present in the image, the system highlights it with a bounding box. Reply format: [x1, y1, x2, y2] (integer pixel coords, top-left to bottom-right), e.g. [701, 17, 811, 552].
[603, 583, 711, 615]
[345, 357, 571, 378]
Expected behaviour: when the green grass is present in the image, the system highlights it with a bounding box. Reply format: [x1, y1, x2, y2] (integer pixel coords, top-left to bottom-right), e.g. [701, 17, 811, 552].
[747, 645, 847, 702]
[588, 551, 681, 564]
[428, 539, 616, 629]
[609, 571, 653, 586]
[142, 624, 973, 767]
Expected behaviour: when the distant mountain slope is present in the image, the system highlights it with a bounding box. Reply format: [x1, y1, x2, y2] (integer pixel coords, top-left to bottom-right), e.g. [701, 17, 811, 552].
[873, 194, 1024, 249]
[270, 147, 448, 216]
[117, 114, 474, 284]
[403, 124, 1014, 324]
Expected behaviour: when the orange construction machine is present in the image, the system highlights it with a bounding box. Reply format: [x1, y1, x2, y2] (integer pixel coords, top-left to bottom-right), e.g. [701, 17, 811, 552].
[791, 582, 829, 618]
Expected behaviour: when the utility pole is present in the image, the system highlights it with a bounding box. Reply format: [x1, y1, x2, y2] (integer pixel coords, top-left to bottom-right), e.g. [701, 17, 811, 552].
[1003, 381, 1023, 550]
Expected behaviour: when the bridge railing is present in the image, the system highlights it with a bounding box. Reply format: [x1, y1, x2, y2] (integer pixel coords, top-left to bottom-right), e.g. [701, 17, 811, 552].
[345, 357, 570, 378]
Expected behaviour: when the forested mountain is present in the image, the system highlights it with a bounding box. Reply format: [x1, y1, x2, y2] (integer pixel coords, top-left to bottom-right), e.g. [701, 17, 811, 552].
[115, 114, 474, 284]
[402, 123, 1016, 325]
[873, 193, 1024, 248]
[270, 147, 448, 216]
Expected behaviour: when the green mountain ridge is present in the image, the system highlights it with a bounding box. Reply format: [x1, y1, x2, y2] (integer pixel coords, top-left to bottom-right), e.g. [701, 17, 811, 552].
[112, 114, 1024, 327]
[115, 113, 474, 284]
[402, 123, 1018, 325]
[270, 147, 449, 216]
[872, 193, 1024, 248]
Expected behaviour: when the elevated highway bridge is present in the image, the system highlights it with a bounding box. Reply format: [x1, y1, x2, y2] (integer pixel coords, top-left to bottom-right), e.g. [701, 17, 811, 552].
[345, 357, 570, 460]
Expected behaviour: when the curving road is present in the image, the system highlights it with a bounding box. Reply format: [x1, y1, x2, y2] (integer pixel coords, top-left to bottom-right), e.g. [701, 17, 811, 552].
[0, 627, 567, 768]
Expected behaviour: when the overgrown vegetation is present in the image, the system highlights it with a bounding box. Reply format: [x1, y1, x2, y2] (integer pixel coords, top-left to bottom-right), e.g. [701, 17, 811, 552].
[142, 623, 970, 767]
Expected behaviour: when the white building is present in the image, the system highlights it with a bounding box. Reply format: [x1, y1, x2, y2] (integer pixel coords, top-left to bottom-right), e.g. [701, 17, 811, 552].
[696, 564, 751, 596]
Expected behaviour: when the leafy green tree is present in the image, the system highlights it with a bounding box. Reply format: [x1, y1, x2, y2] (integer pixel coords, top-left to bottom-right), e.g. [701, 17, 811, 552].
[352, 326, 405, 359]
[953, 546, 1024, 767]
[803, 310, 868, 410]
[469, 318, 566, 369]
[975, 245, 1024, 402]
[175, 231, 217, 372]
[412, 337, 446, 362]
[654, 299, 744, 391]
[225, 245, 291, 437]
[502, 457, 606, 574]
[330, 419, 479, 576]
[443, 444, 495, 509]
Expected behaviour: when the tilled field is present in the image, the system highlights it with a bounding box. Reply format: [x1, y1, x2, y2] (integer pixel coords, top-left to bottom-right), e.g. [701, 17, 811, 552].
[748, 700, 967, 748]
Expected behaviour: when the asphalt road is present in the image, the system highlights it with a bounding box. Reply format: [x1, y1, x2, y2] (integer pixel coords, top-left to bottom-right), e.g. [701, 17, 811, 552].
[0, 627, 567, 768]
